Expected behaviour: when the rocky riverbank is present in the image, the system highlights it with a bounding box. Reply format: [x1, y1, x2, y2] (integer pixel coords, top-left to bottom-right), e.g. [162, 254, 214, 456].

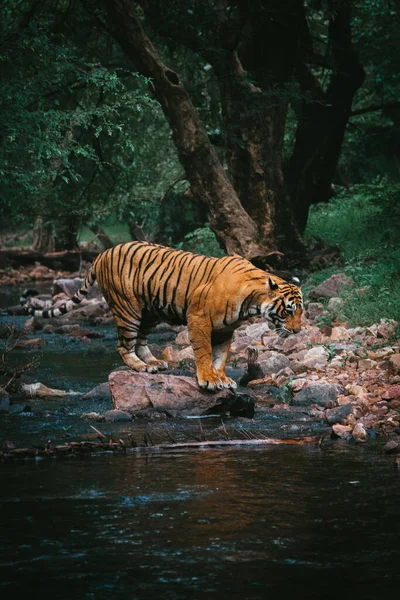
[1, 266, 400, 461]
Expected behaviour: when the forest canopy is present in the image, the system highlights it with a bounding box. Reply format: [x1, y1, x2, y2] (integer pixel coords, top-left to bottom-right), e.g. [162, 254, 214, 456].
[0, 0, 399, 266]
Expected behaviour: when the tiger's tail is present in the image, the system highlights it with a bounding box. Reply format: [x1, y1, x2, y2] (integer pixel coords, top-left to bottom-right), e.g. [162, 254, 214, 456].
[20, 260, 98, 319]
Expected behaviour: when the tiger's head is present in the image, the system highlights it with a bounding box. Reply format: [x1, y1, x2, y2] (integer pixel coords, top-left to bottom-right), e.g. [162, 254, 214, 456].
[262, 277, 303, 337]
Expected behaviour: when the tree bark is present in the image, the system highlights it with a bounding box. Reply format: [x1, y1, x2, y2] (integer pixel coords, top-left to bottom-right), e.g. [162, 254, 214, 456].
[214, 0, 306, 253]
[101, 0, 281, 263]
[287, 2, 365, 232]
[32, 217, 55, 253]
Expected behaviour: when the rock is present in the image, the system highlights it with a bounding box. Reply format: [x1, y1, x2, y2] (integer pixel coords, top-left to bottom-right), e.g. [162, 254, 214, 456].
[231, 335, 258, 352]
[305, 302, 325, 320]
[245, 322, 270, 341]
[292, 383, 344, 407]
[175, 329, 190, 346]
[52, 278, 104, 299]
[82, 382, 111, 402]
[161, 345, 195, 365]
[42, 324, 55, 334]
[280, 330, 312, 352]
[290, 378, 310, 392]
[383, 440, 400, 454]
[352, 422, 368, 442]
[258, 351, 291, 376]
[302, 346, 328, 367]
[389, 354, 400, 375]
[54, 324, 81, 334]
[382, 385, 400, 400]
[319, 324, 333, 337]
[81, 412, 105, 421]
[15, 337, 45, 350]
[309, 274, 353, 299]
[376, 319, 397, 339]
[327, 297, 345, 313]
[0, 390, 10, 413]
[330, 326, 351, 341]
[357, 358, 378, 371]
[103, 409, 132, 422]
[332, 424, 353, 439]
[325, 403, 354, 425]
[52, 277, 84, 297]
[109, 369, 252, 417]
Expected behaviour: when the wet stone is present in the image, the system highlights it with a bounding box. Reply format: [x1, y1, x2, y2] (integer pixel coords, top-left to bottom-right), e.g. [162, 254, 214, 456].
[292, 383, 344, 407]
[103, 409, 132, 422]
[325, 403, 353, 425]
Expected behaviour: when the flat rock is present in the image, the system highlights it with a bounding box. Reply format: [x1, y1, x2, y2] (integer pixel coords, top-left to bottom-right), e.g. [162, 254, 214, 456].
[109, 369, 253, 417]
[292, 383, 344, 407]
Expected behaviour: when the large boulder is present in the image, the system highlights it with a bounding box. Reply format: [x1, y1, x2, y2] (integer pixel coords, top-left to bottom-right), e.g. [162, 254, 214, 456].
[309, 274, 353, 299]
[109, 369, 254, 417]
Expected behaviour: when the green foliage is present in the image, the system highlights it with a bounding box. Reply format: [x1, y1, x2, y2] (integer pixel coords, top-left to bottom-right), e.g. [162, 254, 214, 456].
[0, 0, 181, 241]
[178, 226, 225, 257]
[339, 1, 400, 184]
[305, 183, 400, 325]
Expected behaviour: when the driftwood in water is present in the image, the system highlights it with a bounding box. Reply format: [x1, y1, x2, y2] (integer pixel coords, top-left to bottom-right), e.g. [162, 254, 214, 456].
[0, 435, 317, 461]
[0, 249, 99, 270]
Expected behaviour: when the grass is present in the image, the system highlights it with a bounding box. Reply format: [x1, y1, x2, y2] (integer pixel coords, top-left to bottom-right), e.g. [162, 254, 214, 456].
[304, 183, 400, 326]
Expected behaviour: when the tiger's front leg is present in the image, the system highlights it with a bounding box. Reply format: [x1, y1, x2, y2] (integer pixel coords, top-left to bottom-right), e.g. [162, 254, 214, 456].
[211, 330, 237, 389]
[187, 313, 227, 391]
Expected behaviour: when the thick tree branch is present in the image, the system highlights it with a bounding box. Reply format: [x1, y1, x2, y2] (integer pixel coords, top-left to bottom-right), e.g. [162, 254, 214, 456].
[100, 0, 280, 260]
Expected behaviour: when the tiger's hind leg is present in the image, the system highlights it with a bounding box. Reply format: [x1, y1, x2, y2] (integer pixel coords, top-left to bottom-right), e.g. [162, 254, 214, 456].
[114, 314, 158, 373]
[211, 331, 237, 389]
[135, 316, 168, 371]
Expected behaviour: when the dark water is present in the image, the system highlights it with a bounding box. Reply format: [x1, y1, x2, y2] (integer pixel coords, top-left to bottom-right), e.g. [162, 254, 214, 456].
[1, 445, 399, 600]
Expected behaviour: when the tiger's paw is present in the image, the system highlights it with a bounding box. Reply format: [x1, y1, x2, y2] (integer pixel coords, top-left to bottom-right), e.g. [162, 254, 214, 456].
[217, 375, 237, 390]
[145, 359, 169, 371]
[197, 372, 234, 392]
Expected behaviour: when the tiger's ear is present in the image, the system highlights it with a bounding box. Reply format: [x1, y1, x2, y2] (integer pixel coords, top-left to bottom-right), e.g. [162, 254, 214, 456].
[268, 278, 279, 291]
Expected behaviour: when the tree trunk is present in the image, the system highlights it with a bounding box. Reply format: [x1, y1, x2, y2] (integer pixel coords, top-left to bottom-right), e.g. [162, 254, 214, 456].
[89, 225, 115, 249]
[54, 218, 80, 251]
[287, 2, 365, 232]
[101, 0, 281, 264]
[214, 0, 306, 254]
[32, 217, 55, 253]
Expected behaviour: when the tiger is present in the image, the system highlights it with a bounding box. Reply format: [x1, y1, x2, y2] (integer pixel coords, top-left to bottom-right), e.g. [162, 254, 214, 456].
[21, 241, 303, 391]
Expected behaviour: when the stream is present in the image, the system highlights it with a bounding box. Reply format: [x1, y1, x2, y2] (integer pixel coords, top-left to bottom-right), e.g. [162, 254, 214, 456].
[1, 285, 400, 598]
[1, 445, 399, 599]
